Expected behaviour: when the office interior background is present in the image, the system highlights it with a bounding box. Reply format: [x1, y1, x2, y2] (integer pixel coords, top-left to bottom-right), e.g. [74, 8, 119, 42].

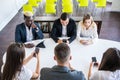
[0, 0, 120, 79]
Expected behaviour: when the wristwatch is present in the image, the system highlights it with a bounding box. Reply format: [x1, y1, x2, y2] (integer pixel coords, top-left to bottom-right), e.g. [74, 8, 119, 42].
[35, 27, 39, 32]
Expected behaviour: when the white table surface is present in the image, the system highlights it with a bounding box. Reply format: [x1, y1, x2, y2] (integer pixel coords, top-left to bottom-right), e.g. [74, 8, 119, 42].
[2, 38, 120, 78]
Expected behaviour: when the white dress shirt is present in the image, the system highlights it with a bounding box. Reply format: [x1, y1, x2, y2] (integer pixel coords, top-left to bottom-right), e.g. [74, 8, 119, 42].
[25, 25, 33, 42]
[77, 21, 98, 41]
[62, 25, 67, 37]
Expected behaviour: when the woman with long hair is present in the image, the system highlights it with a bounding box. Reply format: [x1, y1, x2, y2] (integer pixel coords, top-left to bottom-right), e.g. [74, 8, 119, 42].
[77, 14, 98, 45]
[88, 48, 120, 80]
[2, 43, 40, 80]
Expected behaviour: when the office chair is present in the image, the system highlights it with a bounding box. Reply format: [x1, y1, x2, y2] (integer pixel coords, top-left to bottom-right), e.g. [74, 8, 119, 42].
[45, 4, 56, 14]
[23, 4, 34, 14]
[28, 0, 39, 7]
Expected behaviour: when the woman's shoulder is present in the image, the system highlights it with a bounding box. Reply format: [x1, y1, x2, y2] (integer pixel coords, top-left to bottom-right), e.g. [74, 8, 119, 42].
[90, 71, 111, 80]
[78, 21, 84, 27]
[15, 65, 32, 80]
[92, 71, 111, 77]
[109, 70, 120, 80]
[94, 70, 111, 75]
[79, 21, 83, 24]
[21, 65, 32, 74]
[91, 22, 97, 28]
[113, 69, 120, 75]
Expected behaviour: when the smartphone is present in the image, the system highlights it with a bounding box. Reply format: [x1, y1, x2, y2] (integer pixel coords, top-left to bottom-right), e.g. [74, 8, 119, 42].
[35, 47, 39, 54]
[33, 47, 39, 57]
[63, 39, 67, 43]
[92, 57, 98, 66]
[92, 57, 97, 62]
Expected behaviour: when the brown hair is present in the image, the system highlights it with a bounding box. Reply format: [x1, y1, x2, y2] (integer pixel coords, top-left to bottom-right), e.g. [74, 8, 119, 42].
[83, 14, 93, 24]
[54, 43, 70, 63]
[99, 48, 120, 71]
[2, 43, 25, 80]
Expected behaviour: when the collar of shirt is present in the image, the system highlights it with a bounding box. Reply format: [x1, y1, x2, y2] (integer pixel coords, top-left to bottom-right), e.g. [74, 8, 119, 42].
[52, 65, 71, 73]
[25, 25, 33, 42]
[62, 25, 67, 37]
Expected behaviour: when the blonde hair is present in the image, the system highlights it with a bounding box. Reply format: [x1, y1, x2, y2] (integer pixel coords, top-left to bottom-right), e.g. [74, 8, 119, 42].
[83, 14, 93, 24]
[82, 14, 97, 28]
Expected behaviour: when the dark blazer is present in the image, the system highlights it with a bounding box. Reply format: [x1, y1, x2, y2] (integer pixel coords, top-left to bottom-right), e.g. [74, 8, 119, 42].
[15, 23, 44, 43]
[50, 18, 77, 43]
[40, 65, 86, 80]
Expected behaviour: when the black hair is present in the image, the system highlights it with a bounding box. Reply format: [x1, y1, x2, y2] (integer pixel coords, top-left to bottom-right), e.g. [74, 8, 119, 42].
[23, 15, 34, 20]
[60, 12, 69, 20]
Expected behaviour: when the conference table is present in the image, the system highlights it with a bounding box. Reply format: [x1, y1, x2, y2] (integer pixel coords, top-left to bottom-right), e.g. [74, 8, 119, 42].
[2, 38, 120, 79]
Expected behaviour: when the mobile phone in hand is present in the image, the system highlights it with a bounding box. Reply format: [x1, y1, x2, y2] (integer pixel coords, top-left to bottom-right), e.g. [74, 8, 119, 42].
[63, 39, 67, 43]
[92, 57, 97, 62]
[35, 47, 39, 54]
[33, 47, 39, 57]
[92, 57, 98, 66]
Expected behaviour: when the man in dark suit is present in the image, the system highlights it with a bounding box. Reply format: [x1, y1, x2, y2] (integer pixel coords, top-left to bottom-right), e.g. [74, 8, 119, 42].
[50, 13, 76, 44]
[15, 11, 44, 43]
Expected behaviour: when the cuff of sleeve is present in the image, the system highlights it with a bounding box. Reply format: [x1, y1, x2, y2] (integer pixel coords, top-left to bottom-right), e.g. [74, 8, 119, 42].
[35, 27, 39, 32]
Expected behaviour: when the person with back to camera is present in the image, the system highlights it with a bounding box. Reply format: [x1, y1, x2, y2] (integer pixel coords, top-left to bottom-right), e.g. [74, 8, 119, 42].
[77, 14, 98, 45]
[15, 11, 44, 48]
[50, 12, 77, 44]
[40, 43, 86, 80]
[2, 43, 40, 80]
[88, 48, 120, 80]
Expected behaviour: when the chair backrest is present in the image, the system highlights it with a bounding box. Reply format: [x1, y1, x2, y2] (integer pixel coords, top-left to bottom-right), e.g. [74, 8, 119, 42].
[62, 0, 72, 3]
[45, 4, 56, 14]
[36, 0, 42, 3]
[91, 0, 98, 2]
[62, 0, 73, 13]
[46, 0, 57, 4]
[28, 0, 39, 7]
[76, 0, 81, 3]
[96, 0, 106, 7]
[78, 0, 89, 7]
[62, 8, 73, 13]
[62, 4, 73, 13]
[23, 4, 34, 14]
